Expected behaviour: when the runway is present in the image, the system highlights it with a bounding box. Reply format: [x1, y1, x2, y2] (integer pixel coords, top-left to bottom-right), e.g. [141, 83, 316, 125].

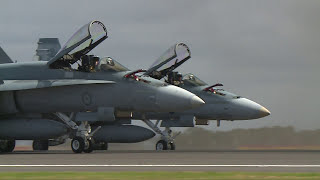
[1, 150, 320, 172]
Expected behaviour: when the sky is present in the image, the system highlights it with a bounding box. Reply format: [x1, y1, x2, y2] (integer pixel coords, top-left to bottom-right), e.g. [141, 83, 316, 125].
[0, 0, 319, 131]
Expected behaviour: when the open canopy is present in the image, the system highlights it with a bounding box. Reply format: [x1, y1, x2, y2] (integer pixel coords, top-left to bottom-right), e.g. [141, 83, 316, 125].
[48, 20, 107, 68]
[144, 43, 191, 79]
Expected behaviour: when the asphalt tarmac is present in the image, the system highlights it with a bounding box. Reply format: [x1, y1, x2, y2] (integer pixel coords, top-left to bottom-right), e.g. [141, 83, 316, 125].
[1, 150, 320, 172]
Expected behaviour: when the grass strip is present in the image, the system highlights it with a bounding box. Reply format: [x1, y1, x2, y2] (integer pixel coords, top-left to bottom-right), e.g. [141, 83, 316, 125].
[0, 172, 319, 180]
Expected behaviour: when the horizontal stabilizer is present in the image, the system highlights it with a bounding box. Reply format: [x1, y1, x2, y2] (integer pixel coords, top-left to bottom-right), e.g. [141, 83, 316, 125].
[0, 46, 13, 64]
[0, 79, 115, 91]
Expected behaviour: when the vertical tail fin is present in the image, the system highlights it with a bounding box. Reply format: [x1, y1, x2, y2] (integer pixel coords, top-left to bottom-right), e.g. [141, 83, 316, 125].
[0, 46, 13, 64]
[34, 38, 61, 61]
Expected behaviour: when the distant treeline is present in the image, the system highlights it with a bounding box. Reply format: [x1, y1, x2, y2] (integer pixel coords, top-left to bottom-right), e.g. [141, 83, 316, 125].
[175, 126, 320, 150]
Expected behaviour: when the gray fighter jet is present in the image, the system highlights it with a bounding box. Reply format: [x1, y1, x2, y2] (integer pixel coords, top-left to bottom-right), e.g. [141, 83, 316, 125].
[132, 43, 271, 150]
[32, 42, 269, 152]
[67, 43, 270, 151]
[0, 21, 205, 153]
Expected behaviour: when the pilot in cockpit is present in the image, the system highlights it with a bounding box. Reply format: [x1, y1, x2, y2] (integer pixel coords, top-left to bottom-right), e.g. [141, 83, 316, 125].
[167, 71, 183, 86]
[78, 55, 99, 72]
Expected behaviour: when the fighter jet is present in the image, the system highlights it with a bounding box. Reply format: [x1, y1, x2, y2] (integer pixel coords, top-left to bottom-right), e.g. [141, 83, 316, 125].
[132, 43, 271, 150]
[69, 43, 270, 151]
[0, 21, 205, 153]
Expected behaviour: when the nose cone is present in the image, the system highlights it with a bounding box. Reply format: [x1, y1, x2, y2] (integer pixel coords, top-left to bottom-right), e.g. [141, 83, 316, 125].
[156, 85, 205, 112]
[190, 95, 206, 108]
[259, 106, 271, 118]
[232, 98, 270, 120]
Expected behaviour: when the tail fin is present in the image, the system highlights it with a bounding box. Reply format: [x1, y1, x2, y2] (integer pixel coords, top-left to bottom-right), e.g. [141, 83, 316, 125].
[34, 38, 61, 61]
[0, 46, 13, 64]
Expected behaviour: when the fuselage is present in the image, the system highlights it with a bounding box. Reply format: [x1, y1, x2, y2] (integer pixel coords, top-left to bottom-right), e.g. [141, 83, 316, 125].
[0, 61, 204, 115]
[134, 84, 270, 121]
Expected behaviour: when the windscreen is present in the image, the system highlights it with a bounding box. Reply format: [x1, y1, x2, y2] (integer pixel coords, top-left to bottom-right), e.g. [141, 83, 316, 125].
[183, 73, 207, 86]
[97, 57, 129, 72]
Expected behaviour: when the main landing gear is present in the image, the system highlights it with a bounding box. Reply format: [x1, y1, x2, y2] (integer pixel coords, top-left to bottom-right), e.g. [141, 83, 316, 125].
[143, 119, 180, 151]
[55, 112, 101, 153]
[0, 140, 15, 153]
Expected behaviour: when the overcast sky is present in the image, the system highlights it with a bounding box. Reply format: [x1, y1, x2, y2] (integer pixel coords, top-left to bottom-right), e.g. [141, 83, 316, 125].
[0, 0, 319, 130]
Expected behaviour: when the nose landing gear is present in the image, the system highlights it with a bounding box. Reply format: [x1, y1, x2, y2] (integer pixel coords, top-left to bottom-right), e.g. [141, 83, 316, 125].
[143, 119, 180, 151]
[155, 140, 175, 150]
[55, 112, 100, 153]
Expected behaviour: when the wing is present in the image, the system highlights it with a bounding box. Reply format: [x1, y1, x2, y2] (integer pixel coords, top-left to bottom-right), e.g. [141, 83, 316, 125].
[47, 21, 108, 68]
[0, 46, 13, 64]
[0, 79, 115, 91]
[144, 43, 191, 79]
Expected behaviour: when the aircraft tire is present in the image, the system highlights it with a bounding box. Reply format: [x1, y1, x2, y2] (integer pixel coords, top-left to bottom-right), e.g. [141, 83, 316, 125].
[71, 137, 85, 153]
[33, 140, 49, 151]
[168, 142, 175, 150]
[156, 140, 168, 150]
[83, 139, 93, 153]
[6, 140, 15, 152]
[0, 140, 15, 153]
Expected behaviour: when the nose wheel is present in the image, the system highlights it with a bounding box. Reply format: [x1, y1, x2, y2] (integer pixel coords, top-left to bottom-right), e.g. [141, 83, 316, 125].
[143, 119, 180, 151]
[156, 140, 175, 150]
[156, 140, 176, 150]
[83, 139, 93, 153]
[71, 137, 85, 153]
[71, 136, 94, 153]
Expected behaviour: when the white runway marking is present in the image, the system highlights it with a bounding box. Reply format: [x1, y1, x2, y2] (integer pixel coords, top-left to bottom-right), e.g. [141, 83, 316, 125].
[0, 165, 319, 167]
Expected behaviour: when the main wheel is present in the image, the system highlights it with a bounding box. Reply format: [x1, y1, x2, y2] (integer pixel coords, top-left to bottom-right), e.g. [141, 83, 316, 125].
[168, 142, 175, 150]
[33, 140, 49, 151]
[0, 140, 16, 153]
[156, 140, 168, 150]
[0, 140, 15, 153]
[0, 140, 6, 152]
[6, 140, 15, 152]
[83, 139, 93, 153]
[71, 137, 85, 153]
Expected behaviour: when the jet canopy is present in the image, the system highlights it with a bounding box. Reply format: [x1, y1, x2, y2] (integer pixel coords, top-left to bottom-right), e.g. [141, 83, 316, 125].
[97, 57, 129, 72]
[144, 43, 191, 79]
[48, 20, 107, 68]
[183, 73, 207, 87]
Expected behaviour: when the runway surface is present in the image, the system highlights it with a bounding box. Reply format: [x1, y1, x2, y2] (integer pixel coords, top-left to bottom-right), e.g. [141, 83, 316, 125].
[1, 150, 320, 172]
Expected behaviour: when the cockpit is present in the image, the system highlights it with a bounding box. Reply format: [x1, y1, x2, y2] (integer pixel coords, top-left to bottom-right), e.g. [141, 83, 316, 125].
[96, 57, 129, 72]
[183, 73, 208, 87]
[182, 73, 242, 99]
[47, 21, 108, 72]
